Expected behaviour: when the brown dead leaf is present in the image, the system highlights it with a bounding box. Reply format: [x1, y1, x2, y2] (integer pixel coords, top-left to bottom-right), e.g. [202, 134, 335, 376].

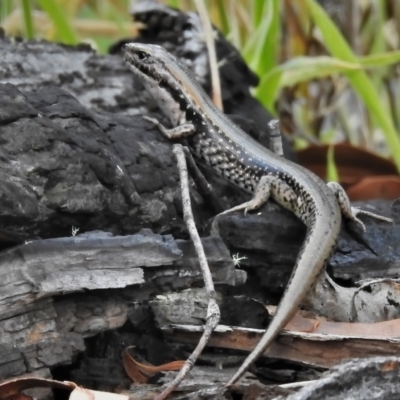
[285, 312, 400, 338]
[0, 377, 75, 400]
[346, 175, 400, 201]
[0, 376, 128, 400]
[381, 360, 399, 372]
[122, 346, 185, 384]
[1, 395, 32, 400]
[69, 387, 129, 399]
[297, 144, 399, 200]
[266, 306, 400, 338]
[165, 310, 400, 369]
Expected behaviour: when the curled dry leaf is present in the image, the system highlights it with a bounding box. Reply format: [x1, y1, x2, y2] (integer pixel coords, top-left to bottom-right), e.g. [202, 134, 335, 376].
[165, 310, 400, 369]
[380, 360, 399, 372]
[283, 310, 400, 339]
[122, 347, 185, 384]
[297, 144, 400, 200]
[69, 386, 129, 400]
[0, 376, 128, 400]
[346, 175, 400, 201]
[0, 377, 75, 400]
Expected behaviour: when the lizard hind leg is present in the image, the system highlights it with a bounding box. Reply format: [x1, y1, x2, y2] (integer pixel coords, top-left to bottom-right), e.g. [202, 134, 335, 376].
[327, 181, 393, 233]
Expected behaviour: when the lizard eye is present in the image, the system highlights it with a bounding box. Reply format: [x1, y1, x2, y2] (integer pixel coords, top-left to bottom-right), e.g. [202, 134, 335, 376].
[136, 51, 148, 61]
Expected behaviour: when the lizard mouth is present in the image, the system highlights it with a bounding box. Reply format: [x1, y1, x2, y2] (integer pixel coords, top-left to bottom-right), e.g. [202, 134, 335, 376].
[122, 50, 136, 68]
[123, 50, 146, 79]
[122, 44, 141, 69]
[123, 49, 161, 86]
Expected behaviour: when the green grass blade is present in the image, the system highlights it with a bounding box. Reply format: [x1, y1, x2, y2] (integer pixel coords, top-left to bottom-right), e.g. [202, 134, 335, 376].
[358, 51, 400, 68]
[215, 0, 229, 35]
[306, 0, 400, 172]
[166, 0, 180, 9]
[1, 0, 12, 24]
[227, 1, 241, 49]
[256, 50, 400, 114]
[246, 0, 279, 76]
[251, 0, 265, 28]
[21, 0, 35, 39]
[37, 0, 78, 45]
[256, 56, 361, 113]
[326, 145, 339, 182]
[369, 0, 387, 55]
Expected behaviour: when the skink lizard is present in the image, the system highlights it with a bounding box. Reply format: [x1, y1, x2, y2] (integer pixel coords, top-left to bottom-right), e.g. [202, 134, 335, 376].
[122, 43, 392, 386]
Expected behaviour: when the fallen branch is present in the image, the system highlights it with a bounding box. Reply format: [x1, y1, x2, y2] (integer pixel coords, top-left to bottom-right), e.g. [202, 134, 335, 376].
[154, 144, 221, 400]
[164, 315, 400, 370]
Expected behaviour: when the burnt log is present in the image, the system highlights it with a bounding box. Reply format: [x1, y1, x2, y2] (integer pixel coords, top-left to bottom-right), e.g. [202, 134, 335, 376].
[0, 230, 238, 381]
[0, 2, 399, 399]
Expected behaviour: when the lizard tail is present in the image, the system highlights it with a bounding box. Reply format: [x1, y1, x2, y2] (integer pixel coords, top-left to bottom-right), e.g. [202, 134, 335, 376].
[225, 219, 338, 386]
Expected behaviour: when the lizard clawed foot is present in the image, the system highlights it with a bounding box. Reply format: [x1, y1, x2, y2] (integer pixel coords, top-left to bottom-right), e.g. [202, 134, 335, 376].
[327, 182, 393, 231]
[352, 206, 393, 224]
[142, 115, 195, 139]
[142, 115, 158, 125]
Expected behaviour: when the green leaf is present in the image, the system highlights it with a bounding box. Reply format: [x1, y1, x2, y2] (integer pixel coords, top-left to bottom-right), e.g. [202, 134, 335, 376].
[320, 128, 336, 145]
[369, 0, 387, 55]
[215, 0, 230, 35]
[251, 0, 266, 28]
[37, 0, 78, 45]
[1, 0, 13, 22]
[21, 0, 35, 39]
[166, 0, 180, 8]
[358, 51, 400, 68]
[256, 56, 361, 113]
[305, 0, 400, 172]
[326, 145, 339, 182]
[244, 0, 280, 76]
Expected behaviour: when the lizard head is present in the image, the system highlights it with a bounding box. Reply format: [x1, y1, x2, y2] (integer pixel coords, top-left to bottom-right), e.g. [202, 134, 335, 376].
[122, 43, 181, 86]
[122, 43, 204, 124]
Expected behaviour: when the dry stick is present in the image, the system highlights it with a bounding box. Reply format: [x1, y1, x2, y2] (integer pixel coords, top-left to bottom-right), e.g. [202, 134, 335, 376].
[154, 144, 221, 400]
[193, 0, 223, 111]
[268, 119, 284, 157]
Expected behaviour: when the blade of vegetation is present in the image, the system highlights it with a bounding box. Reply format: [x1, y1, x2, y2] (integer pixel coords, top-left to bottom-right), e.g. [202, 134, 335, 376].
[251, 0, 265, 28]
[305, 0, 400, 172]
[244, 0, 279, 76]
[21, 0, 34, 39]
[227, 0, 241, 49]
[1, 0, 11, 21]
[257, 56, 361, 113]
[166, 0, 180, 9]
[214, 0, 230, 35]
[326, 145, 339, 182]
[358, 51, 400, 68]
[37, 0, 78, 45]
[369, 0, 387, 55]
[257, 50, 400, 114]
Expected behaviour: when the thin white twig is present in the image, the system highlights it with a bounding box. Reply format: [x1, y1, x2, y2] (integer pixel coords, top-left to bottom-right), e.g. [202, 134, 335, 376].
[154, 144, 220, 400]
[193, 0, 223, 111]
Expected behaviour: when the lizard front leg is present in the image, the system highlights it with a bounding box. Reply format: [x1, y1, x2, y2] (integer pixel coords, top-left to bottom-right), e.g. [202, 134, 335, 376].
[217, 174, 297, 216]
[210, 175, 277, 235]
[143, 116, 195, 139]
